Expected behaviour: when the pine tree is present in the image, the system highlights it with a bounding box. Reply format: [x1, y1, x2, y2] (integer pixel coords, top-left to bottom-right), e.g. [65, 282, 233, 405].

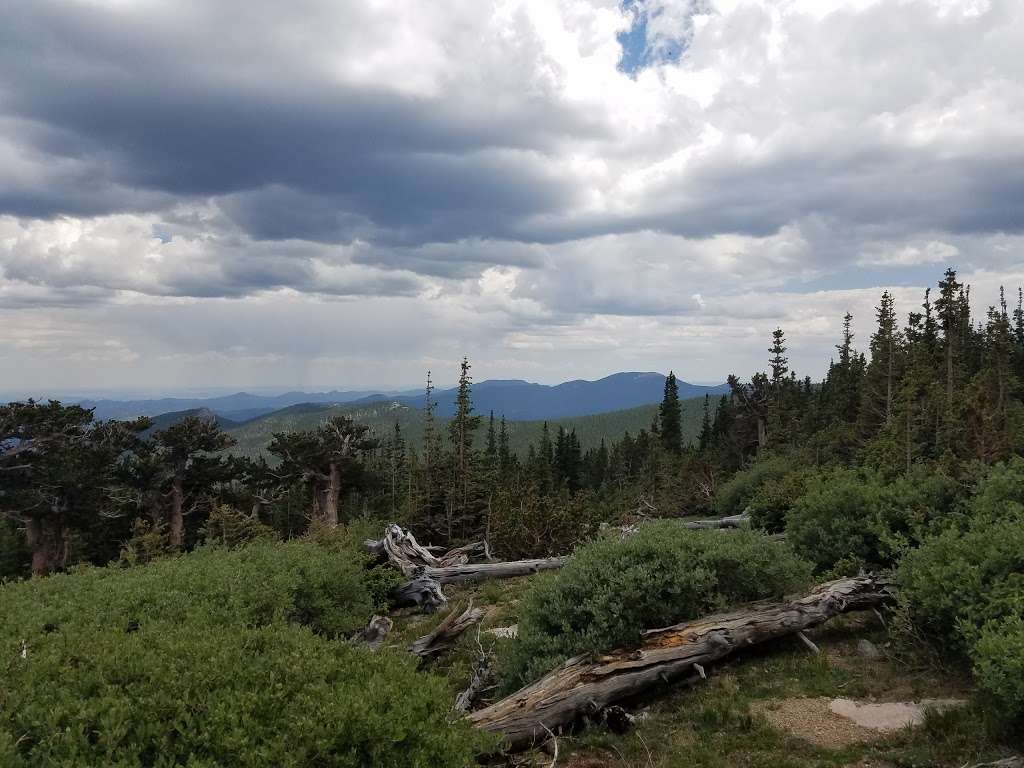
[448, 357, 482, 531]
[498, 415, 512, 472]
[659, 371, 682, 453]
[769, 328, 789, 384]
[698, 393, 712, 451]
[860, 290, 905, 435]
[485, 411, 497, 461]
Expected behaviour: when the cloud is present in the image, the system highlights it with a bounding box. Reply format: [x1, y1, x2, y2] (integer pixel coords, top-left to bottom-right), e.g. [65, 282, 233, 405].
[1, 0, 1023, 392]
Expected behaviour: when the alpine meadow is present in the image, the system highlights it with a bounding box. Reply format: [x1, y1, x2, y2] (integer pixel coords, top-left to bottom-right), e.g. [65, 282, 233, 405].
[2, 1, 1024, 767]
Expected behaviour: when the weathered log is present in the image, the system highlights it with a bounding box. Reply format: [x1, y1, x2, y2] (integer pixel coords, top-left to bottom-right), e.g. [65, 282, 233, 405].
[408, 601, 485, 658]
[682, 511, 750, 530]
[391, 568, 447, 610]
[964, 759, 1024, 768]
[455, 658, 496, 712]
[356, 615, 393, 648]
[425, 557, 568, 586]
[468, 574, 893, 751]
[369, 525, 567, 609]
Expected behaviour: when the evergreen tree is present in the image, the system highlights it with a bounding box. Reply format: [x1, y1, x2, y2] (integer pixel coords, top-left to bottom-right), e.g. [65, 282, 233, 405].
[1, 401, 149, 575]
[860, 290, 905, 435]
[498, 415, 512, 472]
[485, 411, 497, 461]
[268, 416, 376, 529]
[659, 371, 682, 453]
[698, 394, 712, 451]
[146, 415, 237, 547]
[769, 328, 789, 383]
[447, 358, 482, 536]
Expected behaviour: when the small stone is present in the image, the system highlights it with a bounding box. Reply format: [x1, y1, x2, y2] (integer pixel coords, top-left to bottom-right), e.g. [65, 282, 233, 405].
[856, 639, 882, 659]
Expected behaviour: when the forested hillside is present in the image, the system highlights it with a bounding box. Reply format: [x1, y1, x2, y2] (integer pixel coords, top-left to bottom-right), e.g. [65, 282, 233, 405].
[2, 267, 1023, 766]
[223, 397, 706, 459]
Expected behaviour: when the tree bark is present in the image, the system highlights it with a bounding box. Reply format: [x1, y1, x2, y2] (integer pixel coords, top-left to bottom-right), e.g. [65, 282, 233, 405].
[323, 461, 341, 528]
[408, 602, 485, 658]
[26, 514, 68, 577]
[468, 574, 893, 751]
[168, 474, 185, 548]
[367, 525, 566, 610]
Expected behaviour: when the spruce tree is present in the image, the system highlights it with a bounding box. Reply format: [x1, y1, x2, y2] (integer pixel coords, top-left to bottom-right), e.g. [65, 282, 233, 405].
[448, 357, 482, 530]
[498, 415, 511, 472]
[769, 328, 789, 383]
[698, 394, 712, 451]
[659, 371, 682, 453]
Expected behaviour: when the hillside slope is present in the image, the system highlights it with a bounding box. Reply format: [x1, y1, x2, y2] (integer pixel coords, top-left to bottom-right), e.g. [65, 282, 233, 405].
[225, 396, 711, 459]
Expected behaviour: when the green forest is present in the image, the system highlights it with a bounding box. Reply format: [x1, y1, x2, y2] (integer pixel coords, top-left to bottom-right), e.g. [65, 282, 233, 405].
[2, 267, 1023, 767]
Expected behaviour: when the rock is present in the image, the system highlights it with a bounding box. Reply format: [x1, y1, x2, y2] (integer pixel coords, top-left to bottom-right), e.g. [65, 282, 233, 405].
[828, 698, 966, 732]
[856, 639, 882, 659]
[486, 624, 518, 639]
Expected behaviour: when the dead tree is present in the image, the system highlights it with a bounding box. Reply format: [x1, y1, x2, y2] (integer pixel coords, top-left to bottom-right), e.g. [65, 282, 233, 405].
[682, 511, 750, 529]
[408, 602, 485, 659]
[367, 525, 566, 609]
[468, 574, 893, 751]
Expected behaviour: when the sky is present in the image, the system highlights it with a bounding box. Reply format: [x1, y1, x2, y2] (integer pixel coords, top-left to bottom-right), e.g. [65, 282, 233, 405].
[1, 0, 1023, 396]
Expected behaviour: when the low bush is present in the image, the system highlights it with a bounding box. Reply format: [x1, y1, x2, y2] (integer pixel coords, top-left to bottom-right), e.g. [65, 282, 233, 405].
[0, 622, 482, 767]
[3, 538, 398, 639]
[785, 470, 884, 573]
[501, 522, 812, 689]
[0, 537, 478, 766]
[972, 614, 1024, 724]
[786, 467, 965, 573]
[748, 470, 808, 533]
[714, 455, 796, 517]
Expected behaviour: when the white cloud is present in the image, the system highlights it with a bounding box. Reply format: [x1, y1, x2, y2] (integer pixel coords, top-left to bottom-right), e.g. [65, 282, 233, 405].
[1, 0, 1023, 392]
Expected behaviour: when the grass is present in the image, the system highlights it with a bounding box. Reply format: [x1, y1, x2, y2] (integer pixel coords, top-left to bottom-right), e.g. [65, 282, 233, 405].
[385, 579, 1022, 768]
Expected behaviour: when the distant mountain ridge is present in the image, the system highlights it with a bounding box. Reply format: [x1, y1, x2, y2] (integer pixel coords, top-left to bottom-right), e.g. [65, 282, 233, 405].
[75, 372, 728, 423]
[76, 390, 390, 422]
[353, 372, 729, 420]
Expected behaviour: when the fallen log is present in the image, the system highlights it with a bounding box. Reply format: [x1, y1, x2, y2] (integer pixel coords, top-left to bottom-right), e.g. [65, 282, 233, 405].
[426, 557, 567, 586]
[682, 511, 750, 530]
[390, 568, 447, 610]
[368, 525, 567, 609]
[964, 759, 1024, 768]
[408, 602, 485, 658]
[468, 574, 893, 751]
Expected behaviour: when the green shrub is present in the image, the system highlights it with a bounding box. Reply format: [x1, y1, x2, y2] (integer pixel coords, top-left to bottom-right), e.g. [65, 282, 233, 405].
[2, 538, 399, 643]
[201, 503, 277, 547]
[748, 470, 808, 533]
[896, 507, 1024, 654]
[0, 622, 481, 767]
[714, 455, 796, 516]
[967, 456, 1024, 521]
[501, 522, 811, 689]
[785, 470, 885, 573]
[973, 614, 1024, 724]
[0, 538, 476, 766]
[783, 467, 964, 573]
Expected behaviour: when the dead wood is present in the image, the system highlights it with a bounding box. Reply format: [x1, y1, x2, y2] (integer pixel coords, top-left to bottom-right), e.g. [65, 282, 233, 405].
[408, 601, 485, 658]
[468, 574, 893, 751]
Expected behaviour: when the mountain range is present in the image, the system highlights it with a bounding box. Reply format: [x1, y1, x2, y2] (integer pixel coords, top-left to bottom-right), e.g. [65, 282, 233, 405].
[78, 372, 728, 423]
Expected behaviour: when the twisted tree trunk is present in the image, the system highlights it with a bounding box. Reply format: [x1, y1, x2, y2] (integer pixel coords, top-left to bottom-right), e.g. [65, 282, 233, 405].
[469, 574, 893, 751]
[366, 525, 566, 609]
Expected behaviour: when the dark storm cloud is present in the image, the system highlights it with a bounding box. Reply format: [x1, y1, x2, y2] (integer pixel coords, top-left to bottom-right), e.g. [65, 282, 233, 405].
[0, 0, 1022, 314]
[0, 0, 599, 249]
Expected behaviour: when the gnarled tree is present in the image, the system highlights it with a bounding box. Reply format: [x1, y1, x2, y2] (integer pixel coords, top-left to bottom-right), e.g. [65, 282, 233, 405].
[269, 416, 377, 528]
